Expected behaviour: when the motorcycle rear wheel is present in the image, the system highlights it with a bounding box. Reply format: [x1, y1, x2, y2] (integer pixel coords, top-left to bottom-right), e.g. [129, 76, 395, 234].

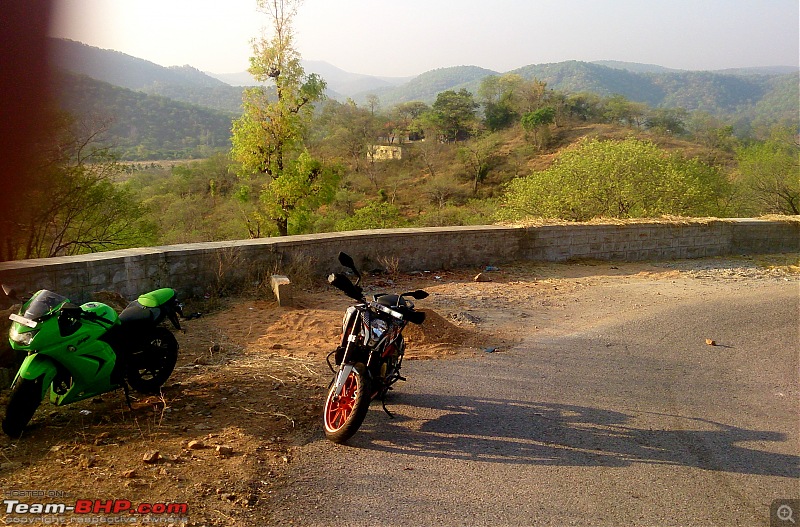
[126, 327, 178, 394]
[2, 376, 44, 437]
[323, 365, 371, 444]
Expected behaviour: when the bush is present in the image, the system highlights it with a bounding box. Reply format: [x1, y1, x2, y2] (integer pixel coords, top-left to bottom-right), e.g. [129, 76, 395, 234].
[500, 137, 733, 221]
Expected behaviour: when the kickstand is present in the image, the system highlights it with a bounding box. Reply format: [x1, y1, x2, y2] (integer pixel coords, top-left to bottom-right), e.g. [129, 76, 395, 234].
[122, 382, 133, 411]
[381, 395, 395, 419]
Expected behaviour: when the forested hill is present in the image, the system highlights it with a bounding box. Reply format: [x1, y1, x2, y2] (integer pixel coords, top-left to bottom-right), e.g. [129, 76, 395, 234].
[55, 71, 235, 160]
[47, 38, 797, 161]
[355, 61, 798, 124]
[50, 38, 245, 113]
[360, 65, 500, 104]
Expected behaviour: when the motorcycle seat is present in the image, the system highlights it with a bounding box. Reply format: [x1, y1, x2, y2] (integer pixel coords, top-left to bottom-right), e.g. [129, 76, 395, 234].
[119, 301, 161, 325]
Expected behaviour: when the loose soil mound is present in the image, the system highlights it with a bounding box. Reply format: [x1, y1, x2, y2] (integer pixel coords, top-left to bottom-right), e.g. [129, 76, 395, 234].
[403, 308, 489, 358]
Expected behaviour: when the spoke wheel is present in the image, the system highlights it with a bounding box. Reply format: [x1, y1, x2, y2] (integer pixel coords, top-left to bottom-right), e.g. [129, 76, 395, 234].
[323, 366, 371, 444]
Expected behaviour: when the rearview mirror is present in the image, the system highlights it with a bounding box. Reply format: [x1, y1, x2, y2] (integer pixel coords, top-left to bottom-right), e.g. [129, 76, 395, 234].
[337, 252, 356, 269]
[1, 284, 21, 302]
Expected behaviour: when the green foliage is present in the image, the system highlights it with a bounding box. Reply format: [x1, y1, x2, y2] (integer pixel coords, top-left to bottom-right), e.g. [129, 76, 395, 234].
[313, 100, 382, 170]
[260, 151, 341, 234]
[2, 113, 153, 260]
[57, 72, 234, 161]
[521, 107, 556, 147]
[335, 201, 405, 231]
[230, 0, 328, 236]
[415, 199, 497, 227]
[734, 129, 800, 215]
[500, 137, 733, 221]
[457, 133, 501, 195]
[425, 89, 479, 142]
[645, 108, 688, 135]
[127, 154, 251, 244]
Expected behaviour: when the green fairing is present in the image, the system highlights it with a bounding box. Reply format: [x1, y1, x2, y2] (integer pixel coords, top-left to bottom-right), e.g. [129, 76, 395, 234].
[138, 288, 175, 308]
[8, 292, 120, 406]
[3, 287, 180, 437]
[81, 302, 121, 324]
[15, 355, 58, 399]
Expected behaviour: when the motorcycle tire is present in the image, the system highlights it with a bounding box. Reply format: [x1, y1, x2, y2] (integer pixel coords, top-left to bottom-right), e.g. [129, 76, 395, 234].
[126, 327, 178, 395]
[323, 364, 371, 444]
[2, 376, 44, 438]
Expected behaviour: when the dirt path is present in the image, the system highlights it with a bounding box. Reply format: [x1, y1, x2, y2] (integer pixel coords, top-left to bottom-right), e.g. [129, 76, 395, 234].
[0, 255, 797, 526]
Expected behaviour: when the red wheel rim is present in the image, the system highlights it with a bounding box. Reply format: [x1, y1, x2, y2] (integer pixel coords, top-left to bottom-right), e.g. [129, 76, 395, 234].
[324, 372, 359, 432]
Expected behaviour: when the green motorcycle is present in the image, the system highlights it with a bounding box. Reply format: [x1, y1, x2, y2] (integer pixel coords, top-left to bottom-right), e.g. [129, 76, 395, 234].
[2, 286, 182, 437]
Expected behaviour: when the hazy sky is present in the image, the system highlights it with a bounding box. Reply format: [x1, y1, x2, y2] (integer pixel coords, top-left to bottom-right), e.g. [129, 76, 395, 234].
[51, 0, 799, 77]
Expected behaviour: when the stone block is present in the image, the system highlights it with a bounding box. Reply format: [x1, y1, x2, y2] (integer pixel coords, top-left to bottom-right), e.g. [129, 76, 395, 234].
[270, 275, 292, 307]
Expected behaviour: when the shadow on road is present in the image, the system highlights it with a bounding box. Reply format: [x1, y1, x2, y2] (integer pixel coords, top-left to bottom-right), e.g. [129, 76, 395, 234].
[352, 393, 798, 478]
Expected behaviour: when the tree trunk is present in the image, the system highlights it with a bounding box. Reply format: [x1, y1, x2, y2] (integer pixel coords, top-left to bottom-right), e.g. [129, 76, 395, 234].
[277, 218, 288, 236]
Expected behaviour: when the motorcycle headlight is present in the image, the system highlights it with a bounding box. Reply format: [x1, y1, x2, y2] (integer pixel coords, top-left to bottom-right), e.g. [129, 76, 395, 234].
[9, 326, 37, 346]
[369, 318, 388, 344]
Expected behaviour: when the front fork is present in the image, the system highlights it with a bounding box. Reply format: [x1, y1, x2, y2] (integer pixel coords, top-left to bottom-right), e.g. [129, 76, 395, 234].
[332, 312, 361, 397]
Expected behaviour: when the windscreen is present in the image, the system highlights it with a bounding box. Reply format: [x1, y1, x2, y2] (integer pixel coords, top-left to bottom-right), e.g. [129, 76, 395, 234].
[23, 290, 68, 320]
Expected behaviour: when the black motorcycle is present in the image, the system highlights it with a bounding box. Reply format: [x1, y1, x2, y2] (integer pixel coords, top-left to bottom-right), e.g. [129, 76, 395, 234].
[323, 252, 428, 443]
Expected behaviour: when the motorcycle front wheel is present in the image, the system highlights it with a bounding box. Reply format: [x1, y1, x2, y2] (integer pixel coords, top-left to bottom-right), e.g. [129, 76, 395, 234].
[2, 376, 44, 437]
[126, 327, 178, 394]
[323, 365, 371, 444]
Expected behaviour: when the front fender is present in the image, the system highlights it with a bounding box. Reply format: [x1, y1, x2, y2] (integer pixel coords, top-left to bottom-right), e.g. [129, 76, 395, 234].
[13, 354, 57, 399]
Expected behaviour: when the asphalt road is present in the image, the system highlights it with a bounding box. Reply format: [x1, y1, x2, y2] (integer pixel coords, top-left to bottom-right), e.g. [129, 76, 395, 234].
[269, 275, 799, 526]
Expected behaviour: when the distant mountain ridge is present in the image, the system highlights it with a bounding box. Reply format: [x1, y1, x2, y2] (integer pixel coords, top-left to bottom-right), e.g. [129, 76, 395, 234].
[48, 38, 798, 160]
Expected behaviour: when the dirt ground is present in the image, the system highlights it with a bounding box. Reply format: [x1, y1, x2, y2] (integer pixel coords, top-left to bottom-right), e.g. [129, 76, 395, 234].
[0, 254, 797, 526]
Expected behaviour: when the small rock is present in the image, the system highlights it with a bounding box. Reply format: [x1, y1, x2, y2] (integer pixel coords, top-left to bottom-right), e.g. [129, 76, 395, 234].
[473, 273, 492, 283]
[78, 454, 95, 469]
[187, 440, 205, 450]
[121, 469, 137, 478]
[216, 445, 234, 457]
[142, 451, 160, 464]
[705, 339, 717, 346]
[271, 344, 284, 350]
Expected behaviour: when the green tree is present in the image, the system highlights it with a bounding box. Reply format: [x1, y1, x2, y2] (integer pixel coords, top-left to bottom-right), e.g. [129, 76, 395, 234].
[521, 107, 556, 147]
[390, 101, 429, 142]
[646, 107, 689, 136]
[2, 114, 151, 260]
[425, 89, 478, 142]
[335, 200, 405, 231]
[315, 99, 379, 172]
[735, 128, 800, 215]
[260, 151, 340, 234]
[604, 95, 648, 128]
[501, 137, 732, 221]
[478, 74, 525, 131]
[457, 133, 500, 195]
[230, 0, 327, 236]
[565, 92, 605, 122]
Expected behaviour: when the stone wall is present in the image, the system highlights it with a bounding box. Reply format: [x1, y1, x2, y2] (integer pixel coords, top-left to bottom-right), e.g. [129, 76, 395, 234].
[0, 219, 797, 304]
